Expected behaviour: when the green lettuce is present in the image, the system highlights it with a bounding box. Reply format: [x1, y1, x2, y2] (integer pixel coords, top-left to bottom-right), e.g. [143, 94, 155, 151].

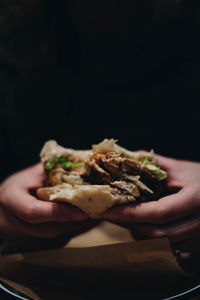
[45, 157, 83, 171]
[145, 164, 167, 181]
[118, 154, 167, 181]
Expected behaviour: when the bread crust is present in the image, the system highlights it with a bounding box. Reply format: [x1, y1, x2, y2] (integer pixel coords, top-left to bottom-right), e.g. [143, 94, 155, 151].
[40, 140, 91, 164]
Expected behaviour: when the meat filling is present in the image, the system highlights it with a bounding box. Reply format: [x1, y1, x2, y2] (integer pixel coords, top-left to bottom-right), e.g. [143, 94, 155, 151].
[81, 152, 162, 200]
[45, 151, 165, 201]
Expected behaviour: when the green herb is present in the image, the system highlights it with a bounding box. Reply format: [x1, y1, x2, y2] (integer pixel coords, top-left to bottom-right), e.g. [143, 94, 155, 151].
[146, 164, 167, 181]
[61, 161, 73, 170]
[117, 152, 167, 181]
[62, 162, 83, 170]
[45, 157, 83, 171]
[71, 163, 83, 168]
[59, 157, 68, 163]
[45, 157, 59, 170]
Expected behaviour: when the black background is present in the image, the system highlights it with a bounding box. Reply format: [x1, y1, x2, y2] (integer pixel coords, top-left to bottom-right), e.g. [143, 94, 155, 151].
[0, 0, 200, 181]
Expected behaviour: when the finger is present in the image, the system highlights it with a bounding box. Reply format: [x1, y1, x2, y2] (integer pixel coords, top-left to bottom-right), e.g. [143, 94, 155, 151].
[0, 207, 28, 237]
[127, 215, 200, 244]
[159, 215, 200, 244]
[105, 185, 197, 225]
[1, 189, 88, 224]
[129, 223, 166, 241]
[24, 163, 44, 175]
[0, 207, 95, 240]
[23, 220, 94, 239]
[135, 151, 177, 172]
[155, 154, 178, 171]
[19, 163, 45, 189]
[3, 221, 97, 254]
[155, 154, 184, 190]
[1, 163, 45, 191]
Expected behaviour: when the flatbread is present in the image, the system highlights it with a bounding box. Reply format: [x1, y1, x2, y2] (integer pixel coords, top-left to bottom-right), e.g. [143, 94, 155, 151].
[37, 139, 166, 219]
[40, 140, 91, 164]
[37, 183, 136, 219]
[40, 139, 155, 165]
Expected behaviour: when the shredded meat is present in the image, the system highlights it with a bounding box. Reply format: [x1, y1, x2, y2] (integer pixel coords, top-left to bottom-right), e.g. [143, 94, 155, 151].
[97, 154, 142, 178]
[45, 152, 166, 201]
[110, 181, 140, 198]
[81, 159, 111, 184]
[95, 153, 164, 197]
[82, 152, 166, 200]
[44, 168, 67, 186]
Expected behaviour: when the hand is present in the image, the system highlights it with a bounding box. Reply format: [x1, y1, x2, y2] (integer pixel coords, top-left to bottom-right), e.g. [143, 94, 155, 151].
[0, 164, 95, 253]
[105, 155, 200, 253]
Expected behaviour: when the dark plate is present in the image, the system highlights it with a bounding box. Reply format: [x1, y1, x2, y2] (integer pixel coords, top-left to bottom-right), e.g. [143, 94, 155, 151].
[1, 279, 200, 300]
[0, 280, 34, 300]
[163, 284, 200, 300]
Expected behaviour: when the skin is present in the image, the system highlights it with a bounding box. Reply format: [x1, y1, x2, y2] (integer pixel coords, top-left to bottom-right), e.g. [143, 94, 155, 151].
[1, 155, 200, 255]
[105, 155, 200, 253]
[0, 163, 96, 253]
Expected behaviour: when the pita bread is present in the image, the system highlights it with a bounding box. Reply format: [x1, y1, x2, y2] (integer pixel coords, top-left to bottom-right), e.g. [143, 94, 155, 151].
[40, 140, 91, 164]
[37, 183, 136, 219]
[40, 139, 155, 165]
[37, 139, 166, 219]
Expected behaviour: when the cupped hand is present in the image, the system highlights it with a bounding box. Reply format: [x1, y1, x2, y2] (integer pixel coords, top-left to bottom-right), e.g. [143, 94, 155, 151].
[0, 164, 95, 253]
[105, 155, 200, 253]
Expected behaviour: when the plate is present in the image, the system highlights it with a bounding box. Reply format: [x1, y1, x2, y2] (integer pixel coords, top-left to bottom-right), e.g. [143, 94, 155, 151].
[163, 284, 200, 300]
[0, 280, 34, 300]
[1, 279, 200, 300]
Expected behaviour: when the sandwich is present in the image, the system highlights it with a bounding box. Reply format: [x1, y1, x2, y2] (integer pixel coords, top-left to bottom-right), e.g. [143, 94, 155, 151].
[37, 139, 167, 219]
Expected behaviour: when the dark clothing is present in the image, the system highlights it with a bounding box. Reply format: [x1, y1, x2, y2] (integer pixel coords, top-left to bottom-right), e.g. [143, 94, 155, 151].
[0, 0, 200, 181]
